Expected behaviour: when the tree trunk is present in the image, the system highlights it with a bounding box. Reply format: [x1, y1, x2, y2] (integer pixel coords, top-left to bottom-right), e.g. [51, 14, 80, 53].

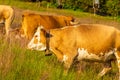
[56, 0, 62, 9]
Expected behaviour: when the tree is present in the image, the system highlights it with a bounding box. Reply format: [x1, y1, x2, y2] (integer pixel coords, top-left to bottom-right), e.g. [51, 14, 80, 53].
[56, 0, 63, 9]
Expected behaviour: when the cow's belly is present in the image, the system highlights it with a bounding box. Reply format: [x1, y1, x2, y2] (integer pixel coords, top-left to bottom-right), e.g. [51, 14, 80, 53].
[77, 48, 116, 62]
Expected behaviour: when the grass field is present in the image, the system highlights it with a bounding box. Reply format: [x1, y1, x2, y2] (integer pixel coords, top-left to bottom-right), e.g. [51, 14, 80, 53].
[0, 0, 120, 80]
[0, 37, 118, 80]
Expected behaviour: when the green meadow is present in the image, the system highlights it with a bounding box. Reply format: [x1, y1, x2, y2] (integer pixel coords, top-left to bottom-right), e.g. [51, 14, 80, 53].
[0, 0, 119, 80]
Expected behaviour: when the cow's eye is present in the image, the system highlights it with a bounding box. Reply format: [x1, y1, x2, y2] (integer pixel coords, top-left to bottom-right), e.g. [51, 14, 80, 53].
[35, 35, 38, 37]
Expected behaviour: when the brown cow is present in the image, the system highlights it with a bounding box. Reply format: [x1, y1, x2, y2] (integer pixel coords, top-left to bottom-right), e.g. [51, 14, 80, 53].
[27, 24, 120, 79]
[20, 12, 75, 40]
[0, 5, 14, 36]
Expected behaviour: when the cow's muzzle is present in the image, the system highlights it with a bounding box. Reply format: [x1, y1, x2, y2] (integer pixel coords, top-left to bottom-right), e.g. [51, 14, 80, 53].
[70, 20, 80, 25]
[45, 49, 52, 56]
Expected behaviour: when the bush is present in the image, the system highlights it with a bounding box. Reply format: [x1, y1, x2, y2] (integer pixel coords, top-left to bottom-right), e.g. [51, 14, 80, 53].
[106, 0, 120, 16]
[61, 0, 120, 16]
[20, 0, 120, 16]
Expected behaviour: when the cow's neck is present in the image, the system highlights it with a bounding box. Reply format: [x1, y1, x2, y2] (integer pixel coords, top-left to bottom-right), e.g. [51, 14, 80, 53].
[45, 30, 51, 55]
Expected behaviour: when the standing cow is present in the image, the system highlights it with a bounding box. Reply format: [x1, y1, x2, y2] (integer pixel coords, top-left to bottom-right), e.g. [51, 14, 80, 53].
[27, 24, 120, 79]
[0, 5, 14, 36]
[20, 12, 75, 40]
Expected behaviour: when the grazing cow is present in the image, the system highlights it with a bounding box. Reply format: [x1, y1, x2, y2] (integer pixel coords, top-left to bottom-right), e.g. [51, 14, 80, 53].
[27, 24, 120, 79]
[0, 5, 14, 36]
[20, 12, 75, 40]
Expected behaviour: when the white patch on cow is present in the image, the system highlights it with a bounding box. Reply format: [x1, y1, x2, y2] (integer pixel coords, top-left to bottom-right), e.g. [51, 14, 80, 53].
[73, 25, 79, 27]
[77, 48, 101, 60]
[27, 26, 46, 51]
[60, 25, 78, 30]
[77, 48, 115, 61]
[63, 55, 68, 62]
[61, 26, 69, 29]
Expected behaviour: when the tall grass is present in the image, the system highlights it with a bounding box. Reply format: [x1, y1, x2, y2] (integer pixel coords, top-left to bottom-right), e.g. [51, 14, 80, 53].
[0, 0, 119, 80]
[0, 36, 118, 80]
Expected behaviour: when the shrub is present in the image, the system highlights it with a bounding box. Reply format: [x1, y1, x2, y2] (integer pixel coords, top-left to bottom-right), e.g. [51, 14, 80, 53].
[20, 0, 120, 16]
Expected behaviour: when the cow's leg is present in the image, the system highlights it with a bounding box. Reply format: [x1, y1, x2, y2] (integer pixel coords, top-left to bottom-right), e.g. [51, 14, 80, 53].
[115, 51, 120, 80]
[63, 52, 78, 75]
[51, 48, 64, 62]
[98, 61, 112, 78]
[5, 10, 14, 36]
[5, 20, 9, 36]
[51, 49, 72, 75]
[52, 48, 77, 75]
[63, 56, 74, 75]
[52, 49, 71, 75]
[5, 17, 13, 36]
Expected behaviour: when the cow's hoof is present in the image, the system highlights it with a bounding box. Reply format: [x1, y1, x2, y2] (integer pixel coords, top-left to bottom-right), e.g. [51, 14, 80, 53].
[45, 50, 52, 56]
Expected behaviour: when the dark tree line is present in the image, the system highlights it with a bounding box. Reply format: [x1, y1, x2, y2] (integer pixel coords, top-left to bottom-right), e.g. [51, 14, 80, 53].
[22, 0, 120, 16]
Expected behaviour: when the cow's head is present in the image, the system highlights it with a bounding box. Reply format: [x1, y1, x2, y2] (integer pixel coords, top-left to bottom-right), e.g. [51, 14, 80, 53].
[27, 26, 52, 56]
[64, 16, 74, 26]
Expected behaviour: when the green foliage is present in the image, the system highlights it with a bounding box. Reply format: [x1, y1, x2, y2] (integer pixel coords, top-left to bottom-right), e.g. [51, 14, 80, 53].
[14, 0, 120, 16]
[0, 37, 118, 80]
[0, 36, 117, 80]
[106, 0, 120, 16]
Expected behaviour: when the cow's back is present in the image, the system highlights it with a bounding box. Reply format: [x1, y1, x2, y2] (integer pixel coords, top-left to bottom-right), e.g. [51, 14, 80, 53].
[0, 5, 13, 19]
[75, 24, 117, 54]
[50, 24, 117, 54]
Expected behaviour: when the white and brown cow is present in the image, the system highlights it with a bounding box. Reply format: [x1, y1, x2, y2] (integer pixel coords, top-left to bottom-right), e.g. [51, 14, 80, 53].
[27, 24, 120, 79]
[0, 5, 14, 36]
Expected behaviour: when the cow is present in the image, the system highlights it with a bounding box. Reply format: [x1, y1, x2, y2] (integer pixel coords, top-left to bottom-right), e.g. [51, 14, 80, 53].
[0, 5, 14, 36]
[20, 12, 75, 40]
[27, 24, 120, 79]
